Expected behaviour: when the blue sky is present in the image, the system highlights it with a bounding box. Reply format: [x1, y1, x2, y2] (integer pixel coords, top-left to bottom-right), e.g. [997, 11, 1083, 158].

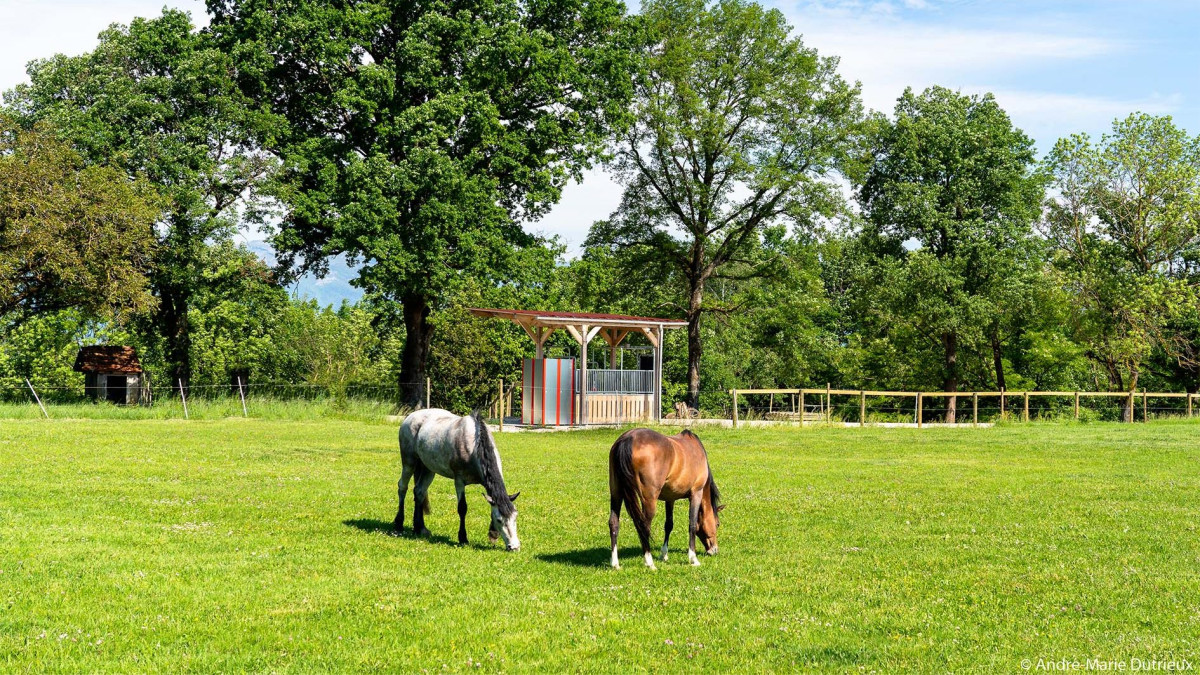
[2, 0, 1197, 301]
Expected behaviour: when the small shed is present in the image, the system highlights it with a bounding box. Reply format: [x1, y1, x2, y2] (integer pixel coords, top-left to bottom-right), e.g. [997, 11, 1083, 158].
[73, 346, 147, 405]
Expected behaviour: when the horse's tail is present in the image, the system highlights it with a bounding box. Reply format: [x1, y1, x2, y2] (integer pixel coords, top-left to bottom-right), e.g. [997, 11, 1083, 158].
[610, 433, 651, 546]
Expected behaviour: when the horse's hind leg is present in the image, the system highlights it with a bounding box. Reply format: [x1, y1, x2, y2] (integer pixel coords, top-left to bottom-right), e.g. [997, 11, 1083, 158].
[638, 486, 659, 570]
[609, 495, 622, 569]
[393, 464, 414, 533]
[412, 464, 434, 538]
[454, 478, 469, 545]
[662, 500, 675, 562]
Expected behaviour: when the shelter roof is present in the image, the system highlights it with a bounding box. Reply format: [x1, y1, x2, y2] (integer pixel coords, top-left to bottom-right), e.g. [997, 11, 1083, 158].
[73, 346, 143, 374]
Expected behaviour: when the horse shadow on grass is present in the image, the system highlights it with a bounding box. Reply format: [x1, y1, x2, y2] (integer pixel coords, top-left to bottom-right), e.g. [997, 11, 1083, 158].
[535, 546, 646, 568]
[342, 518, 498, 551]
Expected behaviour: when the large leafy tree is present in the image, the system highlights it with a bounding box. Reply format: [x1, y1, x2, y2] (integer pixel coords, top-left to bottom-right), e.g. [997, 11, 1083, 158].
[6, 9, 275, 388]
[1044, 113, 1200, 411]
[587, 0, 861, 407]
[856, 86, 1044, 422]
[206, 0, 635, 405]
[0, 116, 158, 326]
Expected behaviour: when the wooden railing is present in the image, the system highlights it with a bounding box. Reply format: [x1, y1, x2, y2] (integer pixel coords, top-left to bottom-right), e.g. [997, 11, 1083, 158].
[726, 387, 1198, 428]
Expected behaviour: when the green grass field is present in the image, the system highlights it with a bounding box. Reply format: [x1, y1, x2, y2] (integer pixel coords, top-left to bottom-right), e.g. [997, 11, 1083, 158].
[2, 417, 1200, 672]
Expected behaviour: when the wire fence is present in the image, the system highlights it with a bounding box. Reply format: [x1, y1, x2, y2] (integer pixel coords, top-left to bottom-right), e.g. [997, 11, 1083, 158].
[727, 388, 1199, 427]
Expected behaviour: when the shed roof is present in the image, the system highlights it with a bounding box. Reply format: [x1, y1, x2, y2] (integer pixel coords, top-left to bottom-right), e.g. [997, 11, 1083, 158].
[468, 308, 687, 328]
[73, 346, 143, 374]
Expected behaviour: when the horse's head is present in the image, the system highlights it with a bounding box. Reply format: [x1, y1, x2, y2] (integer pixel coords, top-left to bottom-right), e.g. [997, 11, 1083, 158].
[696, 480, 724, 555]
[485, 491, 520, 551]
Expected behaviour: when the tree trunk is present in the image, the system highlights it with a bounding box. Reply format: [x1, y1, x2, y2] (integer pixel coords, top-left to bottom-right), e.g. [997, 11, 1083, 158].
[157, 284, 191, 390]
[943, 331, 958, 423]
[991, 330, 1006, 392]
[399, 293, 433, 408]
[685, 279, 705, 410]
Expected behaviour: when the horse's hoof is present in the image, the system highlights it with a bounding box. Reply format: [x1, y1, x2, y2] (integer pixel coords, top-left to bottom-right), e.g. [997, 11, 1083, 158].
[388, 528, 403, 538]
[417, 528, 431, 538]
[644, 552, 657, 570]
[688, 550, 700, 566]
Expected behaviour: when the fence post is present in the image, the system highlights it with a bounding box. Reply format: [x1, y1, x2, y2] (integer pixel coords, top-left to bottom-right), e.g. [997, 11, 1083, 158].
[1127, 390, 1134, 423]
[916, 392, 923, 428]
[498, 379, 504, 432]
[1074, 391, 1080, 420]
[860, 390, 866, 427]
[179, 378, 189, 420]
[769, 393, 774, 415]
[426, 377, 431, 410]
[1023, 392, 1029, 422]
[237, 379, 248, 417]
[1143, 389, 1148, 422]
[731, 390, 739, 429]
[1189, 394, 1194, 419]
[799, 390, 805, 427]
[826, 383, 831, 424]
[972, 393, 978, 426]
[25, 378, 48, 419]
[1000, 388, 1006, 419]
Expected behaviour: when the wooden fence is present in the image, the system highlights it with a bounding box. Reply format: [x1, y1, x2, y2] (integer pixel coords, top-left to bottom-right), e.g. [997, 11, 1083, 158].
[727, 387, 1198, 428]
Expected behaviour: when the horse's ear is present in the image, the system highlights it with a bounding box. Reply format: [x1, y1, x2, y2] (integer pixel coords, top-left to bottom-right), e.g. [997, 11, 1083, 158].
[483, 494, 494, 504]
[717, 504, 726, 513]
[509, 491, 520, 502]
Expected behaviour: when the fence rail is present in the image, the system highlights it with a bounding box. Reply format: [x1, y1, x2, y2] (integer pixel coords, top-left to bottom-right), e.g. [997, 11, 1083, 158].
[727, 387, 1199, 428]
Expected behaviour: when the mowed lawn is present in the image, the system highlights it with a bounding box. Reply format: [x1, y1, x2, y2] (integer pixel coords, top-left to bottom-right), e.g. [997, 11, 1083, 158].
[2, 418, 1200, 672]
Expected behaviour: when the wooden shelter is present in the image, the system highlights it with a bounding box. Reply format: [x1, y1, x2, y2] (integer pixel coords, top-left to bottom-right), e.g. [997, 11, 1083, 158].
[469, 308, 687, 425]
[73, 346, 147, 405]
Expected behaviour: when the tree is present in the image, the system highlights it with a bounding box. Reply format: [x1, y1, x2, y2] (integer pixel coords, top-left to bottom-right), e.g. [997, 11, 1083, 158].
[856, 86, 1044, 422]
[206, 0, 636, 406]
[588, 0, 861, 407]
[7, 9, 275, 388]
[0, 116, 158, 326]
[1044, 113, 1200, 415]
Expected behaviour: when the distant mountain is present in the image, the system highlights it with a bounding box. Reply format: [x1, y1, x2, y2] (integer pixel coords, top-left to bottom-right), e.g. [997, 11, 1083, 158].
[242, 239, 365, 307]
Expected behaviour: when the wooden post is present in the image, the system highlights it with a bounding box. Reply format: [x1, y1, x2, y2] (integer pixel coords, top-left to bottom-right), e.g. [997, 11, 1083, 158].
[1023, 392, 1029, 422]
[1189, 394, 1194, 418]
[916, 392, 923, 428]
[769, 393, 774, 415]
[1074, 391, 1080, 420]
[731, 390, 739, 429]
[1143, 389, 1148, 422]
[1000, 388, 1006, 418]
[498, 379, 504, 432]
[179, 378, 189, 420]
[860, 390, 866, 427]
[826, 383, 831, 423]
[237, 379, 248, 417]
[25, 378, 48, 419]
[799, 390, 805, 427]
[972, 393, 978, 426]
[426, 376, 431, 410]
[1127, 391, 1134, 423]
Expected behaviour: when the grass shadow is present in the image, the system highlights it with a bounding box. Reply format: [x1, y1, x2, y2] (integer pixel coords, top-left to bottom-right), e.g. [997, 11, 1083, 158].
[341, 518, 499, 551]
[536, 546, 646, 568]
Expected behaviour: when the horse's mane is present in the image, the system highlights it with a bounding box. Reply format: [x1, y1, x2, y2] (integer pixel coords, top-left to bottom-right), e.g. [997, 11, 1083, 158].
[690, 430, 721, 512]
[471, 412, 515, 517]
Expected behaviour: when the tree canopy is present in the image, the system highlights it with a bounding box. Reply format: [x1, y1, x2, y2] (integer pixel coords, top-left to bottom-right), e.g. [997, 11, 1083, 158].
[0, 116, 158, 326]
[588, 0, 862, 406]
[206, 0, 637, 404]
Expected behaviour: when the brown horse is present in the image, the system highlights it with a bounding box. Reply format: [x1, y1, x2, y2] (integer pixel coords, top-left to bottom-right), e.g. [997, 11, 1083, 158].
[608, 428, 723, 570]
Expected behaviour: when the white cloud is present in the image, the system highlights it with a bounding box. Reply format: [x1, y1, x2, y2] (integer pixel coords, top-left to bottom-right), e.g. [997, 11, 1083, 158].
[0, 0, 205, 92]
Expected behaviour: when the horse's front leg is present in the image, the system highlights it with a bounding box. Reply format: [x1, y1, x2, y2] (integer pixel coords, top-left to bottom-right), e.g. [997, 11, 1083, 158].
[687, 492, 701, 566]
[454, 478, 468, 545]
[662, 500, 675, 562]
